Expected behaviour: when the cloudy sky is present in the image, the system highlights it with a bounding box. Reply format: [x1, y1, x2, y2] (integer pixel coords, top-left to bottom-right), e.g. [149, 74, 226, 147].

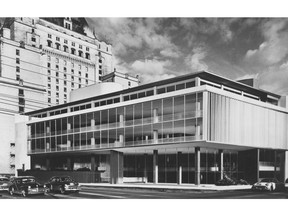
[85, 18, 288, 96]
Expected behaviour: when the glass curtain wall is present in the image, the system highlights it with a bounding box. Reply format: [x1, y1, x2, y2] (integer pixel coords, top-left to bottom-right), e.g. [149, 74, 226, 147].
[29, 92, 203, 153]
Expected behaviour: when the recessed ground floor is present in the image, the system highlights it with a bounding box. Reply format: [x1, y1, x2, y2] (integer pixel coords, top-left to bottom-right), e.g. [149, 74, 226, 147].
[28, 143, 288, 185]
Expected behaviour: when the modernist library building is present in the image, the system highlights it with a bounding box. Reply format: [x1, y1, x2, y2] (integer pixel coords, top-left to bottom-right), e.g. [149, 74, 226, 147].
[24, 71, 288, 185]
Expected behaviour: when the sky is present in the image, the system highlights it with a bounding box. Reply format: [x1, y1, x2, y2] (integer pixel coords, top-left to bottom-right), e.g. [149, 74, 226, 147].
[85, 18, 288, 96]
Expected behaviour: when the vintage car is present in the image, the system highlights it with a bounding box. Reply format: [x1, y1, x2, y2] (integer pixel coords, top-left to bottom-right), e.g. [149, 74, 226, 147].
[251, 178, 285, 191]
[8, 176, 45, 197]
[0, 176, 10, 191]
[44, 176, 80, 194]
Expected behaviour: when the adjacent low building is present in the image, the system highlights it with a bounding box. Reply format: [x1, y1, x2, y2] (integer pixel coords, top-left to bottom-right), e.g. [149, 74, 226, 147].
[20, 71, 288, 185]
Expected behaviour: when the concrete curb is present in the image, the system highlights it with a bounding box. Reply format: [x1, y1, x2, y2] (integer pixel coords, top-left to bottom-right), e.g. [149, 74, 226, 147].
[79, 183, 252, 192]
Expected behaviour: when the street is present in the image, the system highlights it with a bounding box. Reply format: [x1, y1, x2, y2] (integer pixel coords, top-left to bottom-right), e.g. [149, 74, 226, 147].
[1, 186, 288, 199]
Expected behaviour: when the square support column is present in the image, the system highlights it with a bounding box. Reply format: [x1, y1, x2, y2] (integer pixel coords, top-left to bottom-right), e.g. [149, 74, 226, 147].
[177, 152, 182, 185]
[67, 157, 72, 171]
[46, 158, 50, 171]
[153, 150, 158, 184]
[218, 150, 224, 180]
[144, 153, 148, 183]
[91, 155, 96, 172]
[284, 151, 288, 182]
[195, 147, 200, 185]
[110, 150, 124, 184]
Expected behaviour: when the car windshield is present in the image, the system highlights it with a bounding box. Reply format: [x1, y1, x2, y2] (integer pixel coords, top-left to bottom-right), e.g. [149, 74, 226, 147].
[21, 178, 36, 183]
[260, 178, 276, 183]
[0, 178, 9, 182]
[60, 177, 73, 182]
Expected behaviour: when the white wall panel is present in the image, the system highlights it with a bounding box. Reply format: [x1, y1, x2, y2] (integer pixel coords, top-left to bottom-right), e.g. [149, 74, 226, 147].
[208, 92, 288, 150]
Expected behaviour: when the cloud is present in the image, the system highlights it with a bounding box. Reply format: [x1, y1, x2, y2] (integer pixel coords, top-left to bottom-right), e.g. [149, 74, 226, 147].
[185, 47, 209, 72]
[160, 47, 181, 58]
[129, 59, 174, 83]
[244, 19, 288, 66]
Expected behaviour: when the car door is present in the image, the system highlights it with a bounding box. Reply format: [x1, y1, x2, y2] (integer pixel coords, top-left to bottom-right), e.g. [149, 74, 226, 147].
[14, 179, 21, 194]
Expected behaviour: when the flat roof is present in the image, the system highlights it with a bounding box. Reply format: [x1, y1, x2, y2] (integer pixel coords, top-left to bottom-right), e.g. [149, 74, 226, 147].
[24, 71, 281, 115]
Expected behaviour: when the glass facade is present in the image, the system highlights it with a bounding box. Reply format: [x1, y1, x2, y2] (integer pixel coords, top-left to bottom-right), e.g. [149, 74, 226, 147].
[28, 92, 203, 153]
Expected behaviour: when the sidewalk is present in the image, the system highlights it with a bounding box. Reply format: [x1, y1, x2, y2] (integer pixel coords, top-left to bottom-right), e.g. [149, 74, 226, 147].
[79, 182, 252, 192]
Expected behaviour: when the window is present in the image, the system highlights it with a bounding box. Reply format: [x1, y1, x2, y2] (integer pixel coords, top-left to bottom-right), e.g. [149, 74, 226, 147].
[63, 46, 68, 52]
[64, 60, 67, 66]
[64, 39, 68, 44]
[79, 45, 82, 49]
[16, 66, 20, 72]
[64, 80, 67, 85]
[78, 64, 81, 69]
[86, 80, 88, 85]
[47, 55, 51, 61]
[85, 66, 88, 72]
[56, 79, 59, 84]
[64, 94, 67, 99]
[56, 92, 59, 98]
[85, 73, 88, 78]
[48, 77, 51, 82]
[99, 44, 101, 49]
[47, 70, 51, 75]
[47, 40, 52, 47]
[47, 63, 51, 68]
[56, 37, 60, 41]
[48, 34, 52, 39]
[48, 91, 51, 96]
[56, 65, 59, 70]
[48, 84, 51, 89]
[86, 47, 89, 51]
[19, 89, 24, 96]
[55, 43, 60, 50]
[48, 98, 51, 103]
[79, 71, 81, 76]
[72, 42, 75, 46]
[71, 69, 74, 74]
[71, 82, 74, 88]
[16, 74, 20, 81]
[79, 84, 81, 88]
[56, 99, 59, 104]
[31, 37, 36, 42]
[19, 106, 24, 113]
[99, 70, 102, 75]
[99, 65, 102, 69]
[56, 58, 59, 63]
[106, 47, 108, 52]
[16, 49, 20, 56]
[64, 67, 67, 72]
[71, 76, 74, 81]
[78, 78, 81, 82]
[56, 72, 59, 77]
[71, 48, 75, 55]
[64, 74, 67, 79]
[16, 58, 20, 64]
[64, 87, 67, 92]
[71, 63, 74, 68]
[78, 50, 83, 57]
[56, 86, 59, 91]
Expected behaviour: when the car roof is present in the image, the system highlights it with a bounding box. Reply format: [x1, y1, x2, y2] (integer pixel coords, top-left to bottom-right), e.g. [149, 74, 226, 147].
[51, 176, 71, 178]
[13, 176, 35, 179]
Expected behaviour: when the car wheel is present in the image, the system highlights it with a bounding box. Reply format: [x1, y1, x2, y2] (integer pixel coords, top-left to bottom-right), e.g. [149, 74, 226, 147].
[270, 185, 274, 192]
[21, 190, 27, 197]
[45, 187, 50, 194]
[60, 187, 65, 194]
[9, 187, 14, 196]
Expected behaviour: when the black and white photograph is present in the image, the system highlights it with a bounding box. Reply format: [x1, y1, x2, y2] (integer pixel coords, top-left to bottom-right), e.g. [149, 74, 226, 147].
[1, 0, 288, 215]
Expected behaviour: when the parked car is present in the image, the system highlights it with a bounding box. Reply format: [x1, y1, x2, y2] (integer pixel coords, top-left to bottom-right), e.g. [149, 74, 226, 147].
[0, 176, 10, 191]
[251, 178, 285, 191]
[8, 176, 45, 197]
[44, 176, 80, 194]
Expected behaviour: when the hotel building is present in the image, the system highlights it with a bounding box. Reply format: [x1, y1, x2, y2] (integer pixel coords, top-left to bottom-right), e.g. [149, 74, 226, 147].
[22, 71, 288, 185]
[0, 17, 115, 175]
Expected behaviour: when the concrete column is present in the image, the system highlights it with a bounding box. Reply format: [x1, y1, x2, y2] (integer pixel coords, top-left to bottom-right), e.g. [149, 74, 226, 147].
[153, 150, 158, 184]
[46, 126, 50, 134]
[153, 108, 158, 123]
[218, 150, 224, 179]
[91, 155, 96, 172]
[67, 157, 72, 170]
[283, 151, 288, 182]
[153, 130, 158, 144]
[46, 158, 50, 171]
[177, 152, 182, 185]
[256, 148, 260, 182]
[110, 151, 124, 184]
[274, 150, 277, 179]
[144, 154, 148, 183]
[195, 147, 200, 185]
[91, 119, 95, 127]
[67, 123, 71, 130]
[119, 114, 124, 127]
[91, 137, 95, 146]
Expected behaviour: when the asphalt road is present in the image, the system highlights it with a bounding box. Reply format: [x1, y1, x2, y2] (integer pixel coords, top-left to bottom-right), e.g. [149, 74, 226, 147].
[1, 186, 288, 199]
